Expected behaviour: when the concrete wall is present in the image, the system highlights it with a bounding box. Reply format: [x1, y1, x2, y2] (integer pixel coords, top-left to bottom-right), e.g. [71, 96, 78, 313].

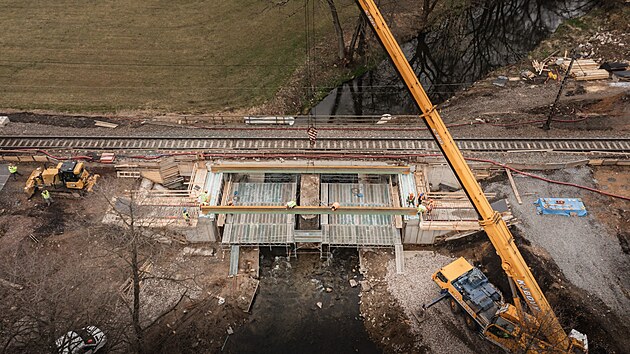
[403, 219, 453, 244]
[185, 214, 218, 242]
[426, 164, 461, 192]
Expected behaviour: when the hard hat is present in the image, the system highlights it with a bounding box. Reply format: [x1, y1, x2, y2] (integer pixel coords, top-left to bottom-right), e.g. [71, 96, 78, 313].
[183, 208, 187, 212]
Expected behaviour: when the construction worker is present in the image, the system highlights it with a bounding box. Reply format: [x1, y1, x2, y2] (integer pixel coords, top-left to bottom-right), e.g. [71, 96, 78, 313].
[418, 192, 427, 203]
[330, 202, 340, 211]
[406, 193, 416, 207]
[426, 199, 435, 218]
[198, 190, 209, 205]
[41, 189, 52, 206]
[286, 200, 297, 209]
[417, 204, 427, 215]
[182, 208, 191, 225]
[8, 163, 21, 180]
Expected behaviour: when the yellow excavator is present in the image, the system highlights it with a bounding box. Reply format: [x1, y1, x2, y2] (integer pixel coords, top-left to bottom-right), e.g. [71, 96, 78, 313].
[24, 161, 99, 198]
[354, 0, 588, 352]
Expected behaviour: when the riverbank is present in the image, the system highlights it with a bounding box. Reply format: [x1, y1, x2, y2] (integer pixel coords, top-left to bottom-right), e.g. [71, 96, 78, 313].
[436, 3, 629, 138]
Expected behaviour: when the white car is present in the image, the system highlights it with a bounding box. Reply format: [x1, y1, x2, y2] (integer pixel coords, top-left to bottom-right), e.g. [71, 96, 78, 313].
[55, 326, 106, 354]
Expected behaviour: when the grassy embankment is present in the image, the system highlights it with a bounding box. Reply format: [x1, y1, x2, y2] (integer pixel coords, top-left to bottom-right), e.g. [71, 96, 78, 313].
[0, 0, 357, 113]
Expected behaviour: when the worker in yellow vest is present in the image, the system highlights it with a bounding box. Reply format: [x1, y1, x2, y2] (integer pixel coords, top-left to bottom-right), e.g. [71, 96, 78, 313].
[182, 208, 191, 225]
[41, 189, 52, 206]
[198, 190, 209, 206]
[8, 164, 21, 180]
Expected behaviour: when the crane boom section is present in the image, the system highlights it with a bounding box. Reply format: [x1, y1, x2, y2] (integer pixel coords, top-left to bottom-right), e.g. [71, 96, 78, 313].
[354, 0, 569, 349]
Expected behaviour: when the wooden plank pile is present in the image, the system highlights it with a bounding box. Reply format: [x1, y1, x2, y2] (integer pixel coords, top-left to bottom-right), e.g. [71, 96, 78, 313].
[115, 157, 184, 188]
[119, 260, 153, 295]
[561, 59, 609, 81]
[154, 158, 183, 188]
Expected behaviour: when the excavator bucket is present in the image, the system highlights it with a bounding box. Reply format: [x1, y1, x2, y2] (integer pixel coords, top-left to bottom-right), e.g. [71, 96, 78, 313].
[24, 167, 45, 197]
[85, 174, 100, 193]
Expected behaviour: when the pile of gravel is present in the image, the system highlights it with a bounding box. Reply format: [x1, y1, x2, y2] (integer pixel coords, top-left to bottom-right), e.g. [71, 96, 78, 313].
[485, 166, 630, 317]
[385, 251, 491, 354]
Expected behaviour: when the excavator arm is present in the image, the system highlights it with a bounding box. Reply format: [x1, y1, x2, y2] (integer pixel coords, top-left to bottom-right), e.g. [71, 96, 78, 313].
[354, 0, 582, 351]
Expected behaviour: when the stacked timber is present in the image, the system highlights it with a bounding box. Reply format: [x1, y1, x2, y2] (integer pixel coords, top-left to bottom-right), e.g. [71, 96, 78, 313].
[155, 158, 183, 188]
[116, 157, 184, 188]
[561, 59, 609, 81]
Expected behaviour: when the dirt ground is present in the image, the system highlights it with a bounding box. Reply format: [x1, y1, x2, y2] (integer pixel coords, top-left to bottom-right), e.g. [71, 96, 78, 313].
[0, 166, 259, 353]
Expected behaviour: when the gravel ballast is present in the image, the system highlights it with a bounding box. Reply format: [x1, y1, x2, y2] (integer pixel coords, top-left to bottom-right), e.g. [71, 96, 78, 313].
[384, 251, 493, 354]
[485, 166, 630, 317]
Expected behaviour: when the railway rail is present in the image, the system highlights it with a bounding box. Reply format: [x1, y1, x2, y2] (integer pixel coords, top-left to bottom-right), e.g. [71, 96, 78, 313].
[0, 136, 628, 153]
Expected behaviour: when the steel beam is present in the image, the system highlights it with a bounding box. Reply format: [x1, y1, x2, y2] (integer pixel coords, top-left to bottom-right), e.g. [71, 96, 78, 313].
[200, 205, 417, 216]
[209, 164, 410, 174]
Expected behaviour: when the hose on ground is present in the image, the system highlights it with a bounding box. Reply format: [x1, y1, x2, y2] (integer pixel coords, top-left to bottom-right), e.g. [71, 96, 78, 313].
[7, 148, 629, 201]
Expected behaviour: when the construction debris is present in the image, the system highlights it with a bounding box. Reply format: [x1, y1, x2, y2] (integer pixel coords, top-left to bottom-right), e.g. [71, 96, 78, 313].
[100, 152, 116, 163]
[120, 260, 153, 295]
[505, 169, 522, 205]
[94, 120, 119, 129]
[492, 76, 508, 87]
[183, 247, 216, 257]
[600, 62, 629, 72]
[0, 278, 24, 291]
[532, 59, 546, 74]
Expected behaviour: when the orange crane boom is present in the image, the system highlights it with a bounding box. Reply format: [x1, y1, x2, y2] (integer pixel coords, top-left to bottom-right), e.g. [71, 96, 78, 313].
[354, 0, 585, 351]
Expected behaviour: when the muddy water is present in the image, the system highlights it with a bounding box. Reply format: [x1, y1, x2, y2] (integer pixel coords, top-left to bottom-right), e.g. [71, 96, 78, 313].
[312, 0, 596, 116]
[226, 248, 380, 354]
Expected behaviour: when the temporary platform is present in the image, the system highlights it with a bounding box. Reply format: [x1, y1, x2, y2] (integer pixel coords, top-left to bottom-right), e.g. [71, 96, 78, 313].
[321, 183, 400, 247]
[104, 161, 513, 263]
[222, 182, 297, 245]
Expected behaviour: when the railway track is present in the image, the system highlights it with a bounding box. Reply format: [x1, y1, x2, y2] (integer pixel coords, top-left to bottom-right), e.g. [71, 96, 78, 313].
[0, 136, 628, 153]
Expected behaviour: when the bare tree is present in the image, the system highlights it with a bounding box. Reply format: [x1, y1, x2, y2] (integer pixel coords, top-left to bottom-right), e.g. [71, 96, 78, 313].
[347, 13, 367, 63]
[325, 0, 348, 63]
[421, 0, 440, 23]
[0, 236, 126, 353]
[96, 178, 198, 354]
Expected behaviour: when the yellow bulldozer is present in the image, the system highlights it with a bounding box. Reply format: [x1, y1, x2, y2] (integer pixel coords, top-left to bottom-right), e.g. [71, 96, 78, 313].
[24, 161, 99, 198]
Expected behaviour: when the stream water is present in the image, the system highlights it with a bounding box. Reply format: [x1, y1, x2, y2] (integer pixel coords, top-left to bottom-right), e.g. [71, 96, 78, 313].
[226, 248, 379, 354]
[312, 0, 596, 117]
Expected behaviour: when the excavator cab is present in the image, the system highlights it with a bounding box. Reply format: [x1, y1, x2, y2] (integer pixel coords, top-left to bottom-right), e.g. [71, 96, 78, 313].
[58, 161, 87, 188]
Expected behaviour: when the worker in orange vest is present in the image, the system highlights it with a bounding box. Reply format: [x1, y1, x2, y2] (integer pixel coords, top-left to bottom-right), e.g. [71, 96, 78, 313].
[426, 199, 435, 218]
[406, 193, 416, 207]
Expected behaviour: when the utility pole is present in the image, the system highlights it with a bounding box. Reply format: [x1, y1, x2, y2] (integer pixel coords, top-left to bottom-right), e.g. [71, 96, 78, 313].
[543, 55, 575, 131]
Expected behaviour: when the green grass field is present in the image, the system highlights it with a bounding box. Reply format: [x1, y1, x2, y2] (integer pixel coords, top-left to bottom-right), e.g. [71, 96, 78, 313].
[0, 0, 357, 113]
